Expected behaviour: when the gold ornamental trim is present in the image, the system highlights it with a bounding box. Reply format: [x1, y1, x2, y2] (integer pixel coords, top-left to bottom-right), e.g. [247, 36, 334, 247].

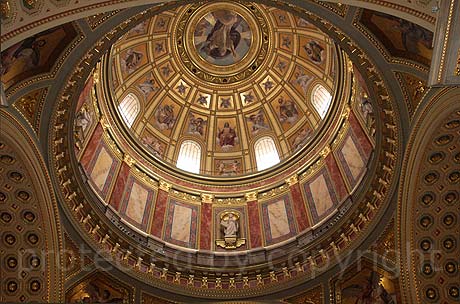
[173, 1, 270, 84]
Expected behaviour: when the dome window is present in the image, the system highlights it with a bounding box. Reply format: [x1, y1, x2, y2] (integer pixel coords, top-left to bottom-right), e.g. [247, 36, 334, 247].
[255, 136, 280, 171]
[176, 140, 201, 174]
[312, 84, 332, 119]
[118, 93, 140, 127]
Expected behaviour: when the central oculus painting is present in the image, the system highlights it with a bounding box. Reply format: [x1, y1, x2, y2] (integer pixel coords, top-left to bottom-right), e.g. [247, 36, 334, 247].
[193, 9, 252, 66]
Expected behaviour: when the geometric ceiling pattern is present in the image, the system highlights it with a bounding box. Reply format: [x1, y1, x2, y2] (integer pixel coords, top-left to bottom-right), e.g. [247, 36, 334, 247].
[401, 100, 460, 303]
[413, 117, 460, 302]
[108, 2, 337, 175]
[0, 111, 63, 303]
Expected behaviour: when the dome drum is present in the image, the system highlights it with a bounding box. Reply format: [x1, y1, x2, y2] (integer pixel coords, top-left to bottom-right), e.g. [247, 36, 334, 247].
[48, 0, 400, 298]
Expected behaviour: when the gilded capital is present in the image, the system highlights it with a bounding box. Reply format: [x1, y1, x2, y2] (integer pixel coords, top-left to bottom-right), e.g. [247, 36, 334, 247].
[201, 193, 214, 203]
[159, 180, 172, 192]
[123, 154, 136, 167]
[244, 191, 258, 201]
[285, 174, 298, 186]
[319, 145, 331, 158]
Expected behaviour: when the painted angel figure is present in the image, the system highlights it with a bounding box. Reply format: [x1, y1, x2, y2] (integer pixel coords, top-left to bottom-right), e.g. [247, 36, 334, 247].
[247, 110, 269, 134]
[188, 114, 207, 136]
[122, 49, 143, 74]
[303, 41, 324, 64]
[292, 70, 312, 95]
[138, 74, 157, 96]
[155, 104, 175, 130]
[278, 96, 298, 124]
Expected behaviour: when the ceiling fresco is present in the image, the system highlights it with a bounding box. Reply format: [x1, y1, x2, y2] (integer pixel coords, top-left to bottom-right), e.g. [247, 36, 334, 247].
[358, 9, 434, 67]
[108, 2, 336, 176]
[0, 23, 78, 90]
[50, 0, 402, 298]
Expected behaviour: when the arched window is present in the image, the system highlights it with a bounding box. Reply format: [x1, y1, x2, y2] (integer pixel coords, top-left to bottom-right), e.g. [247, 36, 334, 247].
[311, 84, 332, 119]
[255, 136, 280, 171]
[118, 93, 140, 127]
[176, 140, 201, 174]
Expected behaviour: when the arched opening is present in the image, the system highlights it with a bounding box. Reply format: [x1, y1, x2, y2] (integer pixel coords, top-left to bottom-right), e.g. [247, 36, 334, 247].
[118, 93, 140, 127]
[176, 140, 201, 174]
[312, 84, 332, 119]
[255, 136, 280, 171]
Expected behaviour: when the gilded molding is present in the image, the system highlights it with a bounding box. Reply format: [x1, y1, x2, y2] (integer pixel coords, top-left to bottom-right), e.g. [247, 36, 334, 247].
[46, 0, 401, 298]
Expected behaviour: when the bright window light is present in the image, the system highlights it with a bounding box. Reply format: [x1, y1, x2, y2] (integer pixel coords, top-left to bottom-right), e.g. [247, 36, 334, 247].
[312, 84, 332, 119]
[255, 136, 280, 171]
[176, 140, 201, 174]
[118, 93, 140, 127]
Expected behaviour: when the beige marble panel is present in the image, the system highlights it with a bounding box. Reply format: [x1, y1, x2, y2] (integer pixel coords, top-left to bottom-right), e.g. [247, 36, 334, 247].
[310, 174, 333, 216]
[342, 136, 365, 180]
[126, 182, 148, 223]
[171, 204, 192, 243]
[267, 199, 290, 239]
[90, 146, 113, 192]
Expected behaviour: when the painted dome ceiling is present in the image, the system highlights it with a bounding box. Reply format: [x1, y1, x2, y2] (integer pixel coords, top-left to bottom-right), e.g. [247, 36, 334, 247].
[107, 1, 337, 176]
[65, 0, 388, 299]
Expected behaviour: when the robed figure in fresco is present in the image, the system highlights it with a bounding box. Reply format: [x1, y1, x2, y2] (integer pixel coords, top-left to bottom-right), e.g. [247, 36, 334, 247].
[200, 10, 241, 59]
[217, 122, 238, 149]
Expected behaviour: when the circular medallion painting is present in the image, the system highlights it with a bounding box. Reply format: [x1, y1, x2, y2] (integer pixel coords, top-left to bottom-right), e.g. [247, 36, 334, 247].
[194, 10, 252, 66]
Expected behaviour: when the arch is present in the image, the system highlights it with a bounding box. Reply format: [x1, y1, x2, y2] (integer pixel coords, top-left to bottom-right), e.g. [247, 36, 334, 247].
[118, 93, 140, 127]
[1, 0, 435, 50]
[254, 136, 280, 171]
[398, 88, 460, 303]
[176, 140, 201, 174]
[311, 84, 332, 119]
[0, 109, 64, 301]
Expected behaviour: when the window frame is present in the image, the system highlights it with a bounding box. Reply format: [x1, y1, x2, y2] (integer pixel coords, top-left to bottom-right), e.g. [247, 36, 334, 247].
[176, 140, 202, 174]
[118, 93, 140, 127]
[254, 136, 280, 171]
[311, 84, 332, 119]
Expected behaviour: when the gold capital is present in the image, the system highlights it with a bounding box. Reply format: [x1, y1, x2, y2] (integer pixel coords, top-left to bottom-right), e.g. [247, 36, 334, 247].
[244, 191, 258, 201]
[201, 193, 214, 203]
[285, 175, 298, 186]
[159, 180, 172, 192]
[123, 154, 136, 167]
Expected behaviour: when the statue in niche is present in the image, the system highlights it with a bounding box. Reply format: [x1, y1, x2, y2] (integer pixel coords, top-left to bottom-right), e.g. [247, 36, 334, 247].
[359, 92, 375, 137]
[221, 212, 238, 237]
[216, 211, 246, 249]
[74, 103, 93, 150]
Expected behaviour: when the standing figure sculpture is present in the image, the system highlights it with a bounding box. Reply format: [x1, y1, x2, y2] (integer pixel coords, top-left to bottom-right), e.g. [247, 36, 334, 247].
[216, 211, 246, 249]
[221, 213, 238, 237]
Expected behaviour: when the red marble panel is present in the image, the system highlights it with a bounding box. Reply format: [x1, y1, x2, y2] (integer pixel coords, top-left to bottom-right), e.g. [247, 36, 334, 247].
[108, 162, 130, 211]
[247, 200, 262, 248]
[80, 123, 103, 170]
[348, 111, 372, 156]
[199, 202, 212, 250]
[290, 183, 310, 232]
[150, 189, 168, 238]
[325, 154, 349, 201]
